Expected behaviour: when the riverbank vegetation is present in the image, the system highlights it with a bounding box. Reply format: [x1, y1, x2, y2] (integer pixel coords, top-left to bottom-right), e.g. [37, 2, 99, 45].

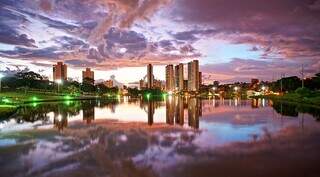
[253, 88, 320, 108]
[0, 105, 17, 119]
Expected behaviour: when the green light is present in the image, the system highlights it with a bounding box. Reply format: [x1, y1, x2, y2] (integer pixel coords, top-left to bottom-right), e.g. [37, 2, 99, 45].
[64, 95, 72, 100]
[64, 100, 72, 106]
[32, 102, 38, 107]
[162, 93, 167, 99]
[31, 96, 38, 102]
[2, 98, 10, 103]
[146, 93, 151, 99]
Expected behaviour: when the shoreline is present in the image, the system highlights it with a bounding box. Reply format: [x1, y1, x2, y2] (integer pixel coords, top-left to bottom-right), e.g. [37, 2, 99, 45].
[250, 94, 320, 109]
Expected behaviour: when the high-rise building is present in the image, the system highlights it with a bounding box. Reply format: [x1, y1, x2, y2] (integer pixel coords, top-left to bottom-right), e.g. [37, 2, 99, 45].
[147, 64, 154, 89]
[165, 65, 175, 92]
[183, 80, 188, 91]
[82, 68, 94, 84]
[187, 60, 199, 91]
[175, 63, 184, 91]
[53, 62, 67, 82]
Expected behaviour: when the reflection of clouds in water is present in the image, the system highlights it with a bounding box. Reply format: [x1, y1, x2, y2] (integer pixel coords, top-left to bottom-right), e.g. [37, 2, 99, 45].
[0, 119, 52, 133]
[20, 135, 98, 176]
[1, 120, 320, 177]
[133, 131, 198, 172]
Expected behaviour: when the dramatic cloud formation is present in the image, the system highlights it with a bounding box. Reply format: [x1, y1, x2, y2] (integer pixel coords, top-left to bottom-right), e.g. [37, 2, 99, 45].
[0, 0, 320, 83]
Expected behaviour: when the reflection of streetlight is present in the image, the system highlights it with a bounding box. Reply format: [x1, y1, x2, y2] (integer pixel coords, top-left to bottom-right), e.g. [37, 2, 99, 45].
[55, 79, 63, 93]
[57, 114, 62, 122]
[0, 73, 3, 92]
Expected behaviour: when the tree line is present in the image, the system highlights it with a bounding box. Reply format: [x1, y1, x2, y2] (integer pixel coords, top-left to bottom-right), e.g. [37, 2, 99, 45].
[1, 71, 119, 95]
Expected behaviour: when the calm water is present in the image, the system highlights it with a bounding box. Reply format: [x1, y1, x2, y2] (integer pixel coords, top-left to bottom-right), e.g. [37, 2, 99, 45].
[0, 97, 320, 177]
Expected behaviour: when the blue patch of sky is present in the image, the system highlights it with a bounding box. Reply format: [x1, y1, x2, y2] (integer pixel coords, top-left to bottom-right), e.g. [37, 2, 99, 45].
[195, 39, 263, 65]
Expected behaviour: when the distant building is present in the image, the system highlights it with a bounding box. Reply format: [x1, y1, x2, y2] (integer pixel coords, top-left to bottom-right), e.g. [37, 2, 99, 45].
[104, 80, 113, 88]
[154, 79, 164, 90]
[82, 68, 94, 84]
[139, 79, 146, 90]
[188, 60, 199, 91]
[53, 62, 67, 82]
[147, 64, 154, 89]
[175, 63, 184, 91]
[165, 65, 175, 92]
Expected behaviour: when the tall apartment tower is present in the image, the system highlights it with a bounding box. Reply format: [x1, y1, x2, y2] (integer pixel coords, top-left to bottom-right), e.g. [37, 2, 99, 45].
[53, 62, 67, 82]
[175, 63, 184, 91]
[147, 64, 154, 89]
[82, 68, 94, 84]
[165, 65, 175, 92]
[187, 60, 199, 91]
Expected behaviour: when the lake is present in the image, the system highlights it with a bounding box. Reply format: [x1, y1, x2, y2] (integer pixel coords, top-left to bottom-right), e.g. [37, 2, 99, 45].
[0, 97, 320, 177]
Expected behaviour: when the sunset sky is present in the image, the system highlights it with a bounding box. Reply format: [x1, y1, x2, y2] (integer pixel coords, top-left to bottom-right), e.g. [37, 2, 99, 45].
[0, 0, 320, 84]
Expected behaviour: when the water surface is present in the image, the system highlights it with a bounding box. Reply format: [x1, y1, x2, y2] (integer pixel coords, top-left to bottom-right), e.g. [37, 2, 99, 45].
[0, 97, 320, 177]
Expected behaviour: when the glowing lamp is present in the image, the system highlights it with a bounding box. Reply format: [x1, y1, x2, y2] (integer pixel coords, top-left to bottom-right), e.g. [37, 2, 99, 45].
[55, 79, 62, 84]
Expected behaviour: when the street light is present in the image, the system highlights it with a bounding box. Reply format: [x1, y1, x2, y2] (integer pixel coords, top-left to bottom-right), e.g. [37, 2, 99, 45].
[234, 86, 239, 92]
[55, 79, 63, 93]
[0, 73, 3, 93]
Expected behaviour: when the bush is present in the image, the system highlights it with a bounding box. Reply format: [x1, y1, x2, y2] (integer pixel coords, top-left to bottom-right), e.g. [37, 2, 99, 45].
[295, 87, 312, 96]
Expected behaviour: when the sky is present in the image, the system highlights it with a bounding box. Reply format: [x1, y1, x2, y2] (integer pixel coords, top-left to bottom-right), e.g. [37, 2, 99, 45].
[0, 0, 320, 84]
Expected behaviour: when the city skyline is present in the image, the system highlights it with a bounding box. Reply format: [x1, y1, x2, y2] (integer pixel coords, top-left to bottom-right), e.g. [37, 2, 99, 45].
[1, 0, 320, 84]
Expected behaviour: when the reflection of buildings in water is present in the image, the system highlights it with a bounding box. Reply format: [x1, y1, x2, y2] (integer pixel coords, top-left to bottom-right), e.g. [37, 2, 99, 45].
[110, 104, 116, 113]
[199, 99, 203, 117]
[251, 99, 259, 108]
[234, 97, 240, 106]
[83, 107, 95, 124]
[53, 112, 68, 130]
[142, 99, 164, 126]
[200, 99, 220, 114]
[251, 98, 268, 108]
[82, 101, 95, 124]
[175, 97, 184, 125]
[188, 98, 200, 129]
[147, 101, 155, 125]
[166, 96, 175, 125]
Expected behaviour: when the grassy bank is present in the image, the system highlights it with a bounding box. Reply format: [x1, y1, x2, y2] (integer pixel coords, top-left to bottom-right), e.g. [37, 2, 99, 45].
[252, 89, 320, 108]
[0, 91, 101, 105]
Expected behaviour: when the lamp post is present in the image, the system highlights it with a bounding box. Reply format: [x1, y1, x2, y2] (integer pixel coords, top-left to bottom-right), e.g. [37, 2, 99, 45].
[56, 79, 62, 93]
[0, 73, 3, 93]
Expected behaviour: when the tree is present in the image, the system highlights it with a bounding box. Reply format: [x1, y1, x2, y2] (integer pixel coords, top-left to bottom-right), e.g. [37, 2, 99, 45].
[81, 83, 96, 93]
[213, 81, 220, 87]
[272, 76, 301, 92]
[96, 83, 108, 94]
